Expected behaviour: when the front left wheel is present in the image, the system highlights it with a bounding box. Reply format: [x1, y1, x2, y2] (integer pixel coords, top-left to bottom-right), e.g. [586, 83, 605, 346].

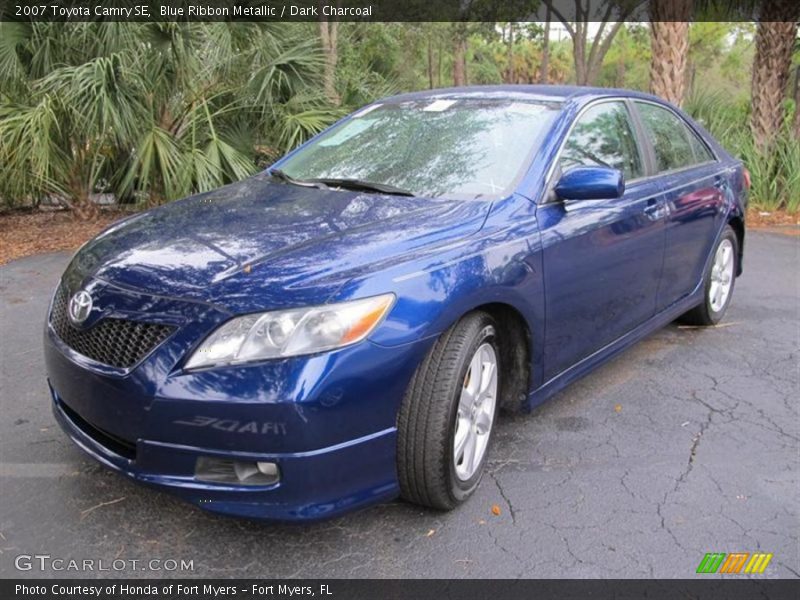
[397, 312, 500, 510]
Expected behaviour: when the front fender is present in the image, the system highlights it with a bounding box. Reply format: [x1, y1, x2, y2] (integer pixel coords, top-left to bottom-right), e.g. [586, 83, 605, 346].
[335, 194, 546, 390]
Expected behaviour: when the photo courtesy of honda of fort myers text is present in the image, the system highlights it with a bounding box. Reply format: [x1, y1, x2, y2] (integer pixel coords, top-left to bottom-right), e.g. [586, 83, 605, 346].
[0, 0, 798, 598]
[15, 583, 337, 598]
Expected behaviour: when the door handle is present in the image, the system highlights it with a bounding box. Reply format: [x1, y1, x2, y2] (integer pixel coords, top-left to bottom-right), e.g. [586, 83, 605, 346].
[643, 198, 662, 219]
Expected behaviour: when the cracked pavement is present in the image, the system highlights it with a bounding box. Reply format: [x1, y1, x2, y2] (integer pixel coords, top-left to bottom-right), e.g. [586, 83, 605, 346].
[0, 231, 797, 578]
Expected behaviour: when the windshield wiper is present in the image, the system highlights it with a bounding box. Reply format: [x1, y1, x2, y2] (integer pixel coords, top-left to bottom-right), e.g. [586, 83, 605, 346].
[270, 169, 328, 189]
[307, 178, 416, 197]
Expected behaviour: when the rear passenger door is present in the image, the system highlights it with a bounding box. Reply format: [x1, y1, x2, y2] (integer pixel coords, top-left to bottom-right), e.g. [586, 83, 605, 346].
[632, 101, 726, 311]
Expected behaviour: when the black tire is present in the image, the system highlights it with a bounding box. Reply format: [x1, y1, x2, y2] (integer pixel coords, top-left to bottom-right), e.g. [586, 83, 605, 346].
[397, 312, 500, 510]
[679, 225, 739, 326]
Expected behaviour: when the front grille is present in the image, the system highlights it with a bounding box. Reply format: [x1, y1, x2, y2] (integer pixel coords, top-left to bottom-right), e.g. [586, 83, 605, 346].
[50, 285, 175, 369]
[59, 400, 137, 460]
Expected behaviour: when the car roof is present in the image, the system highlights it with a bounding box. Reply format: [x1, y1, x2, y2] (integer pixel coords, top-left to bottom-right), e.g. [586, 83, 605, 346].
[381, 84, 667, 106]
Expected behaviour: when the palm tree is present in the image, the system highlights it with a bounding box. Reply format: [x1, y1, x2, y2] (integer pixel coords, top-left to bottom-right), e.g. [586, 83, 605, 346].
[318, 2, 341, 105]
[0, 22, 339, 218]
[649, 0, 693, 107]
[750, 1, 799, 150]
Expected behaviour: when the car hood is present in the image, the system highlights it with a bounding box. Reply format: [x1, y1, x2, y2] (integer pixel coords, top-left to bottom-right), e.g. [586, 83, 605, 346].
[66, 172, 489, 312]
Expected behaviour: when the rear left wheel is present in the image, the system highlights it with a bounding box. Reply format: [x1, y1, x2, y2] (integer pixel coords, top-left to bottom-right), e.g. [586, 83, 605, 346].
[397, 312, 500, 510]
[680, 225, 738, 326]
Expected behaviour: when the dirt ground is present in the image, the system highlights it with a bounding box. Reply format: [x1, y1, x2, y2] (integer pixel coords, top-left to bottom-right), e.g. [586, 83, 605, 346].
[746, 208, 799, 229]
[0, 210, 126, 266]
[0, 206, 797, 266]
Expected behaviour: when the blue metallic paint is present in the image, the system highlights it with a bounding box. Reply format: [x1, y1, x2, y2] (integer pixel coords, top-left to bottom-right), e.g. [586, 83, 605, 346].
[45, 85, 747, 520]
[554, 166, 625, 200]
[538, 174, 667, 380]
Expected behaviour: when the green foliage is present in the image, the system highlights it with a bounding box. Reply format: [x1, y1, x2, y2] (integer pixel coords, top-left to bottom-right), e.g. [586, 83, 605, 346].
[685, 90, 800, 212]
[335, 23, 404, 107]
[0, 22, 340, 211]
[596, 24, 650, 90]
[1, 21, 797, 216]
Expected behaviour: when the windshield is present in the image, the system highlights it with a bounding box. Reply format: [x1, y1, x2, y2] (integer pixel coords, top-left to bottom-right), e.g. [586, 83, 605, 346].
[276, 98, 560, 200]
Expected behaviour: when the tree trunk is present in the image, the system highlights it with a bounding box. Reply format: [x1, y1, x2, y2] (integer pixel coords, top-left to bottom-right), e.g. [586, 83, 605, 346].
[540, 7, 550, 84]
[750, 2, 799, 150]
[453, 34, 467, 86]
[572, 24, 587, 85]
[427, 37, 434, 89]
[438, 40, 443, 87]
[506, 23, 515, 84]
[648, 0, 692, 106]
[649, 8, 692, 106]
[69, 187, 99, 221]
[64, 150, 99, 221]
[542, 0, 634, 87]
[318, 5, 340, 106]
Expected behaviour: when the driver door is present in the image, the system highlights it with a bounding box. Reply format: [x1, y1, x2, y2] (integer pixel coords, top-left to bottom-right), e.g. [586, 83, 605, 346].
[537, 100, 666, 381]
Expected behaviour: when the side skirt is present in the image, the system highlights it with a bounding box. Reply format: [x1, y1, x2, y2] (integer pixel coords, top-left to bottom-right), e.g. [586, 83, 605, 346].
[526, 284, 705, 410]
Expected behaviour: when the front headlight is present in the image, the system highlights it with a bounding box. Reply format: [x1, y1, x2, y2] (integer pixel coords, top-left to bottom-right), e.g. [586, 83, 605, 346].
[184, 293, 395, 369]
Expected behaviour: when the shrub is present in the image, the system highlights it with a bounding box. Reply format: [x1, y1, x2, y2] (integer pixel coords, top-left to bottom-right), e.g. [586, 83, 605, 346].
[685, 90, 799, 213]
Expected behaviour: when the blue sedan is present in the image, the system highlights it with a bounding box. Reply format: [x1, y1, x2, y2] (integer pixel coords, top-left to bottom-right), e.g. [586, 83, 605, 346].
[45, 86, 748, 520]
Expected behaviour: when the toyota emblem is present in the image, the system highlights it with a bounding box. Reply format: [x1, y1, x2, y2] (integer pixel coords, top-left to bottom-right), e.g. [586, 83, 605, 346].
[68, 290, 93, 324]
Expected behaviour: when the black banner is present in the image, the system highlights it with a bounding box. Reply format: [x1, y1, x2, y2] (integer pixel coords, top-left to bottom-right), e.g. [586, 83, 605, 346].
[0, 0, 786, 23]
[3, 579, 800, 600]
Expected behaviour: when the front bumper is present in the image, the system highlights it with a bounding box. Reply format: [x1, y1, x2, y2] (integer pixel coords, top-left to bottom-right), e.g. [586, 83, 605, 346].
[44, 303, 431, 521]
[51, 387, 398, 520]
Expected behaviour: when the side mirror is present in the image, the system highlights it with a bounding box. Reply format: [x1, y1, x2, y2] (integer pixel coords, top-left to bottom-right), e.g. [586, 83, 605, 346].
[554, 166, 625, 201]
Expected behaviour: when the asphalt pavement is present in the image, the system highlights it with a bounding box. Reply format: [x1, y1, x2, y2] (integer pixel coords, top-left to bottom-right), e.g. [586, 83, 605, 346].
[0, 231, 797, 579]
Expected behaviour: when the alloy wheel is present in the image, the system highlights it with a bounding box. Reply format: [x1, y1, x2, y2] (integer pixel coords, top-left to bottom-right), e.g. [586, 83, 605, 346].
[453, 342, 498, 481]
[709, 238, 734, 312]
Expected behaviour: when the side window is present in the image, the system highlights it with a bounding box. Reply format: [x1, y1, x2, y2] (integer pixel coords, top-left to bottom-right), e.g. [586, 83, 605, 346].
[560, 101, 643, 181]
[635, 102, 714, 172]
[687, 127, 715, 163]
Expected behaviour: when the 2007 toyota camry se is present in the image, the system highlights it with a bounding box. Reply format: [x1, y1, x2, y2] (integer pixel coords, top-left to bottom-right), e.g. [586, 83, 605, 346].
[45, 85, 748, 520]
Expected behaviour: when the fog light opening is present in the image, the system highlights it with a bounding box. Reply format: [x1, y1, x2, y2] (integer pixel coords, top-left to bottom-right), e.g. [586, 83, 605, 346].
[257, 461, 279, 476]
[194, 457, 280, 486]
